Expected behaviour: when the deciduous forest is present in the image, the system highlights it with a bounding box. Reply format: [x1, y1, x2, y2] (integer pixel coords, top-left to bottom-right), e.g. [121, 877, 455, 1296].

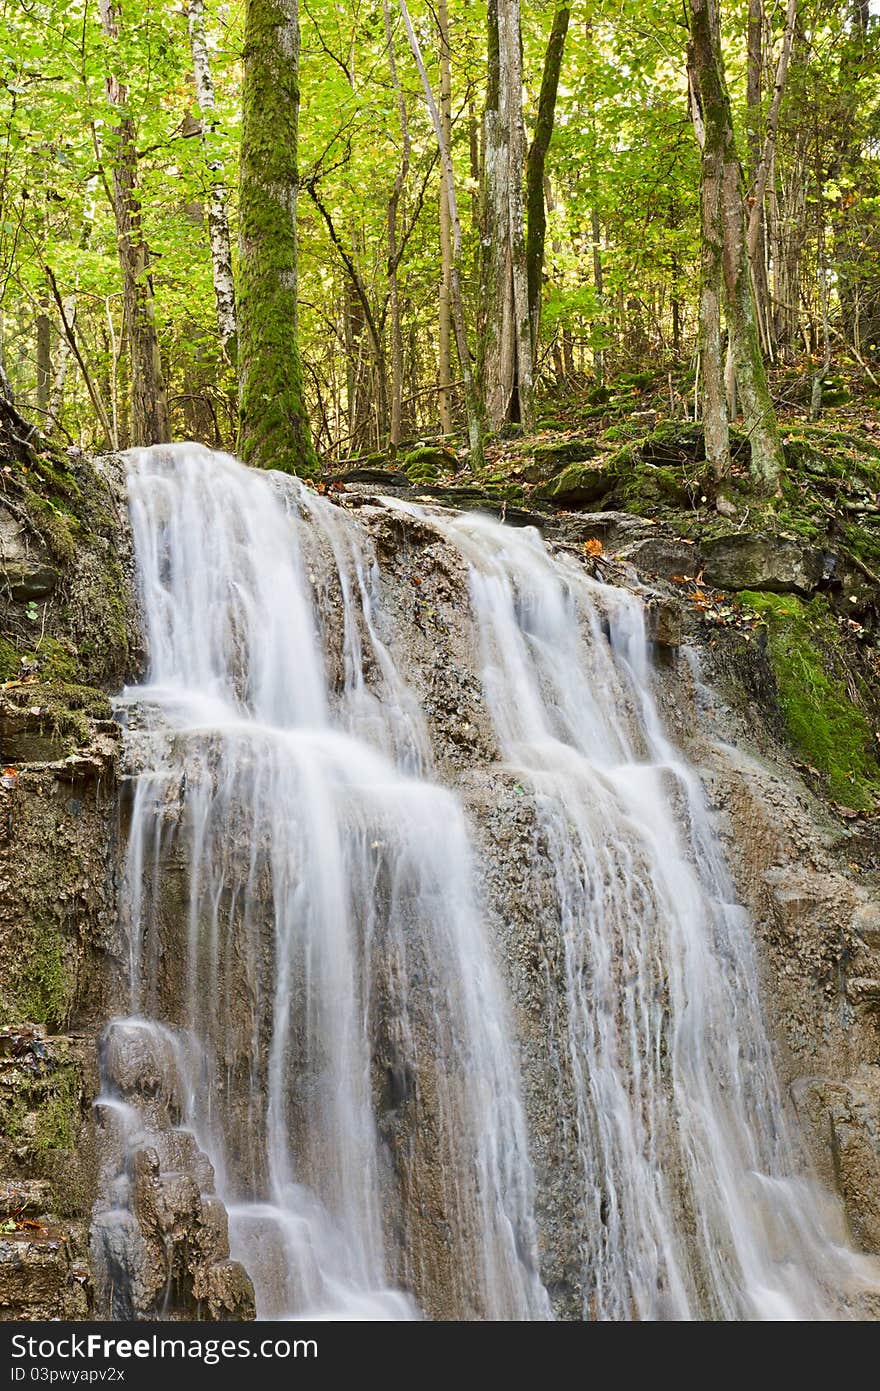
[2, 0, 879, 484]
[5, 0, 880, 1332]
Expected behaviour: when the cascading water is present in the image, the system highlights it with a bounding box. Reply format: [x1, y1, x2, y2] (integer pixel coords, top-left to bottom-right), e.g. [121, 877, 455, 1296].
[91, 443, 548, 1322]
[90, 441, 879, 1322]
[403, 507, 879, 1319]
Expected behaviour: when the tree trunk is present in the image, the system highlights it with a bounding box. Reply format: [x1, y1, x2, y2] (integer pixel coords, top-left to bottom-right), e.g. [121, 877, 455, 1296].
[689, 0, 783, 491]
[36, 298, 51, 414]
[481, 0, 534, 432]
[98, 0, 171, 447]
[591, 206, 605, 385]
[437, 0, 453, 435]
[526, 5, 569, 350]
[399, 0, 483, 466]
[689, 16, 730, 476]
[383, 0, 410, 452]
[746, 0, 797, 265]
[238, 0, 316, 474]
[44, 331, 71, 439]
[188, 0, 237, 364]
[746, 0, 769, 348]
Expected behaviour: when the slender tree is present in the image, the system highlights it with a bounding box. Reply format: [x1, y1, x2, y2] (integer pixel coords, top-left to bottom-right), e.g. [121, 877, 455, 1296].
[688, 36, 730, 477]
[481, 0, 534, 432]
[399, 0, 483, 466]
[526, 5, 570, 349]
[188, 0, 237, 364]
[98, 0, 171, 446]
[238, 0, 317, 474]
[383, 0, 411, 450]
[689, 0, 784, 490]
[438, 0, 454, 435]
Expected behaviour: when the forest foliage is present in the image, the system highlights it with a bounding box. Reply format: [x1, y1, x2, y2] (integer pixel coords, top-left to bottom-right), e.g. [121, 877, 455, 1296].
[1, 0, 879, 468]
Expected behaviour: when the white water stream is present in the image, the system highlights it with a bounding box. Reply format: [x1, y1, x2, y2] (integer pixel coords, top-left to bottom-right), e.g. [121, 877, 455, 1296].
[91, 442, 878, 1321]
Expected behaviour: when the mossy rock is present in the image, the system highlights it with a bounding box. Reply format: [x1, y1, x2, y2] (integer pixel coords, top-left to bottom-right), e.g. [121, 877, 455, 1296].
[536, 462, 615, 506]
[0, 683, 113, 759]
[609, 455, 694, 511]
[739, 590, 880, 809]
[619, 370, 658, 390]
[0, 1034, 89, 1218]
[1, 637, 80, 687]
[702, 533, 825, 595]
[638, 422, 707, 466]
[401, 446, 458, 484]
[1, 445, 137, 692]
[528, 438, 599, 469]
[0, 925, 71, 1033]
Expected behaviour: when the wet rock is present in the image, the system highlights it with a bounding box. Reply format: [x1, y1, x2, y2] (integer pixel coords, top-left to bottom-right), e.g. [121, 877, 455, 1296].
[702, 532, 825, 595]
[0, 1229, 91, 1320]
[195, 1258, 256, 1322]
[646, 597, 683, 649]
[100, 1023, 183, 1128]
[794, 1072, 880, 1253]
[618, 535, 703, 578]
[0, 1179, 52, 1218]
[2, 560, 59, 601]
[544, 511, 654, 550]
[339, 467, 411, 488]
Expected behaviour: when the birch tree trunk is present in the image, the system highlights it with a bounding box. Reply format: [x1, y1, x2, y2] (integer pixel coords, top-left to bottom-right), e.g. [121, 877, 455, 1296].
[746, 0, 769, 351]
[188, 0, 237, 364]
[98, 0, 171, 447]
[383, 0, 410, 451]
[238, 0, 317, 474]
[481, 0, 534, 432]
[36, 298, 51, 415]
[44, 320, 72, 439]
[399, 0, 483, 467]
[437, 0, 453, 435]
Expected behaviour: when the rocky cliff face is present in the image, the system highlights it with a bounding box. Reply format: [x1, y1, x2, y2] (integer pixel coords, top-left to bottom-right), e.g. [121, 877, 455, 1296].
[2, 430, 879, 1318]
[0, 429, 135, 1317]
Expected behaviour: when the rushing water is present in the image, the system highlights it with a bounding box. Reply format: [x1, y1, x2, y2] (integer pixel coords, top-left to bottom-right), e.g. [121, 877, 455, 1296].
[92, 443, 547, 1322]
[410, 510, 877, 1319]
[92, 442, 878, 1321]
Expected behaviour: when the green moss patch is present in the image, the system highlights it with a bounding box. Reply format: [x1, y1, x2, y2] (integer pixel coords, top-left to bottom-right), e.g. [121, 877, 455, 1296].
[400, 446, 458, 484]
[0, 924, 72, 1032]
[739, 591, 880, 809]
[528, 437, 599, 468]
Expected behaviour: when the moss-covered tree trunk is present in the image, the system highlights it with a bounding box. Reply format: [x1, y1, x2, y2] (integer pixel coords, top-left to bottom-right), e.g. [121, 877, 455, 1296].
[526, 5, 569, 350]
[238, 0, 317, 475]
[688, 0, 784, 492]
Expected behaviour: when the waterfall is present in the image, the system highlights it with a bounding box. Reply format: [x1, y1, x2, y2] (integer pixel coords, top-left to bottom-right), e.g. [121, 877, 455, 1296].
[92, 443, 548, 1321]
[407, 507, 878, 1319]
[91, 442, 878, 1321]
